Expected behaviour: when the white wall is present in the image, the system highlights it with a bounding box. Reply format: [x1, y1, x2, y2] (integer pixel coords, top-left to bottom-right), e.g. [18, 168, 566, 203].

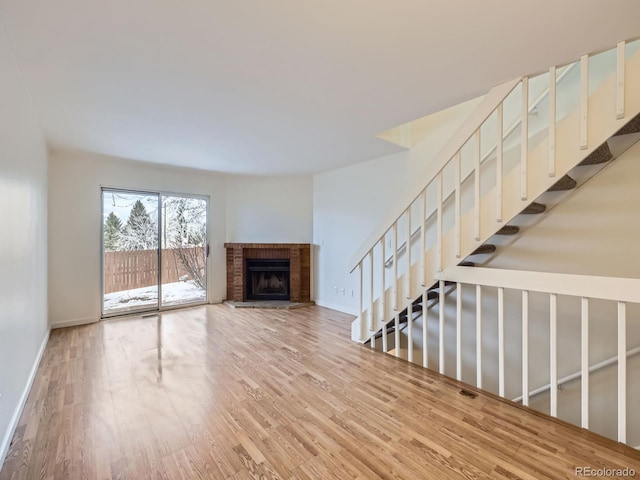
[48, 152, 227, 327]
[313, 152, 410, 314]
[225, 175, 313, 243]
[0, 23, 49, 466]
[313, 100, 480, 314]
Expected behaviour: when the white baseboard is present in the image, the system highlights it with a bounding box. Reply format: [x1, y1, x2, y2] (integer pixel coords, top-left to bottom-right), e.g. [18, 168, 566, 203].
[314, 300, 358, 316]
[0, 329, 50, 468]
[50, 317, 98, 329]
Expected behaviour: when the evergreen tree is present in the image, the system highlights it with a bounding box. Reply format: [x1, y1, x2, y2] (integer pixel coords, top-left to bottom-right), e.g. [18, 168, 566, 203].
[103, 212, 122, 251]
[118, 200, 158, 250]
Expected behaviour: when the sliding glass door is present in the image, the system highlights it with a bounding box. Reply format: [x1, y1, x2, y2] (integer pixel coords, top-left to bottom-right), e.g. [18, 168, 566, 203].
[102, 190, 160, 316]
[160, 195, 208, 307]
[102, 188, 208, 317]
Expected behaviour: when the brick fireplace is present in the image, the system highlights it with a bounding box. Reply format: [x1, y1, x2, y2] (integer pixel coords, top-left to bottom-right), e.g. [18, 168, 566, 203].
[224, 243, 311, 303]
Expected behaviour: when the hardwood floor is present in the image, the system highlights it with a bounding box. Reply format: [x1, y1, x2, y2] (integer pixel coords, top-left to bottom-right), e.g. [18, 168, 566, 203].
[1, 305, 639, 479]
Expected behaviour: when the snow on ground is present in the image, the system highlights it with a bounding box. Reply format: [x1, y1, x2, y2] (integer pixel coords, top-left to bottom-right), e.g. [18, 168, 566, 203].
[104, 281, 205, 312]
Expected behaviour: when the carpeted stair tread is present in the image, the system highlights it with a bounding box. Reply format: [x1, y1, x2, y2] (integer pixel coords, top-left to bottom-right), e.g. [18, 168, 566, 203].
[495, 225, 520, 235]
[579, 142, 613, 166]
[470, 244, 496, 255]
[613, 113, 640, 137]
[521, 202, 546, 214]
[547, 174, 577, 192]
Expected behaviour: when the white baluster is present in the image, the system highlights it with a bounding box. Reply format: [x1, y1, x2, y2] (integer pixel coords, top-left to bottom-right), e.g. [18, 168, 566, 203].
[369, 251, 375, 349]
[618, 301, 627, 444]
[474, 131, 481, 241]
[580, 55, 589, 150]
[498, 287, 505, 397]
[393, 223, 398, 311]
[439, 280, 445, 374]
[617, 41, 626, 120]
[381, 320, 388, 354]
[550, 293, 558, 417]
[549, 66, 557, 177]
[455, 152, 462, 258]
[359, 261, 364, 341]
[407, 301, 413, 363]
[437, 173, 443, 272]
[420, 190, 426, 286]
[456, 282, 462, 381]
[394, 312, 400, 359]
[406, 208, 411, 299]
[496, 103, 504, 223]
[581, 297, 589, 429]
[476, 285, 482, 389]
[522, 290, 529, 406]
[521, 77, 529, 200]
[393, 223, 399, 357]
[422, 288, 429, 368]
[381, 233, 386, 327]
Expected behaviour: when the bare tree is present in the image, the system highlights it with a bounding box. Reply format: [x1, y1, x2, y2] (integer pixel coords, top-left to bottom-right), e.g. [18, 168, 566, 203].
[163, 197, 207, 290]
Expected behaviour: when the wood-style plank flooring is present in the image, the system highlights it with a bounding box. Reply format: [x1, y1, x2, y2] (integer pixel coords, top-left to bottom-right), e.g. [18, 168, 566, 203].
[1, 305, 639, 479]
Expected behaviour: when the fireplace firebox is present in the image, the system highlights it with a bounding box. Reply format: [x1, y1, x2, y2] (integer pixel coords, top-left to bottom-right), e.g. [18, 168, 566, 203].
[246, 259, 290, 300]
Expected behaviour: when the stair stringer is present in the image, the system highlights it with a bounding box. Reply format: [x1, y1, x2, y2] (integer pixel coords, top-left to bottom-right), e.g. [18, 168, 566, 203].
[353, 46, 640, 343]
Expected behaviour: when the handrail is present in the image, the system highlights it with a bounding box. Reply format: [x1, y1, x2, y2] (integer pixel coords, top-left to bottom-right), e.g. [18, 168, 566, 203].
[443, 62, 577, 205]
[383, 227, 419, 268]
[511, 345, 640, 403]
[437, 266, 640, 304]
[349, 77, 522, 273]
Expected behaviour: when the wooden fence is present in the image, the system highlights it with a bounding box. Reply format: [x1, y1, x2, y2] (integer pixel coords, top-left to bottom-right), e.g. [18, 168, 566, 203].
[104, 247, 205, 294]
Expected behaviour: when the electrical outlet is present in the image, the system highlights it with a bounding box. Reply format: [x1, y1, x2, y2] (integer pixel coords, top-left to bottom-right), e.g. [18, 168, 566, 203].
[340, 287, 345, 295]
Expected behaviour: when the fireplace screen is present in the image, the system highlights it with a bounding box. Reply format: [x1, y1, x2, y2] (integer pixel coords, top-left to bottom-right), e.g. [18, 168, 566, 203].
[246, 259, 290, 300]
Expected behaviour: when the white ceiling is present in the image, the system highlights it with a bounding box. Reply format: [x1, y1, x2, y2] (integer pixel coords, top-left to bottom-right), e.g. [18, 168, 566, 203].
[2, 1, 640, 175]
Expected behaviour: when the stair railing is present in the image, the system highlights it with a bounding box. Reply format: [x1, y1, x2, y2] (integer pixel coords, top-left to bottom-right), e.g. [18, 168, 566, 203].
[435, 266, 640, 445]
[350, 39, 632, 344]
[383, 64, 578, 270]
[350, 77, 520, 342]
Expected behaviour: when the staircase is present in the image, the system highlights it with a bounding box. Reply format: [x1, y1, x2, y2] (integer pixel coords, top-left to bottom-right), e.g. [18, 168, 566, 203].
[349, 37, 640, 446]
